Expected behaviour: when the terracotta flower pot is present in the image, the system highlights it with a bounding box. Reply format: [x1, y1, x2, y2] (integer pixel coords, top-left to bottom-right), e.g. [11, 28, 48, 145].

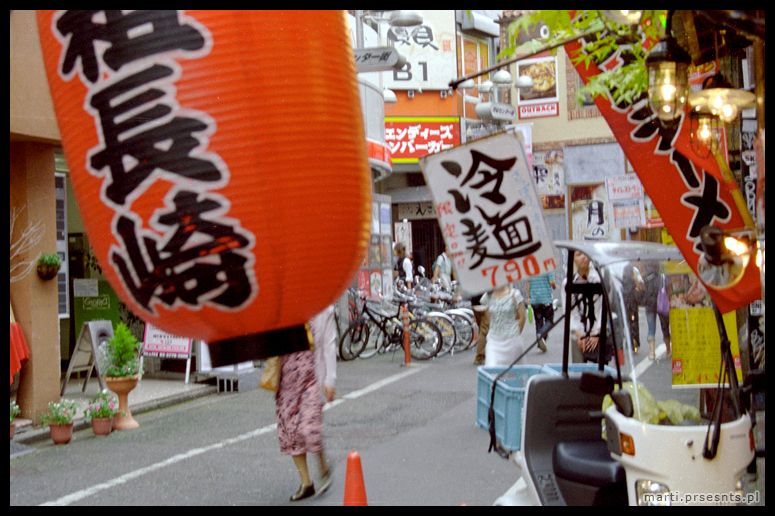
[49, 423, 74, 445]
[91, 417, 113, 436]
[106, 376, 140, 430]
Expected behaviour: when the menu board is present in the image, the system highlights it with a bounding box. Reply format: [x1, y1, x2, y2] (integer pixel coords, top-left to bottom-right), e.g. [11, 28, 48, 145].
[670, 307, 743, 388]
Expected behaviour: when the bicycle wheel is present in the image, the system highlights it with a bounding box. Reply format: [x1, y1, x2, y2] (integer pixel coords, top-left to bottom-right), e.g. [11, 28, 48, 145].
[449, 312, 475, 352]
[358, 321, 386, 359]
[339, 318, 370, 361]
[426, 314, 456, 356]
[407, 318, 443, 360]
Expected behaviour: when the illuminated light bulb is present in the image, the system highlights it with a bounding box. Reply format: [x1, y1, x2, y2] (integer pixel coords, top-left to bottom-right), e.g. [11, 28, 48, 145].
[660, 83, 677, 100]
[724, 236, 749, 256]
[662, 105, 672, 113]
[720, 103, 738, 122]
[698, 122, 712, 141]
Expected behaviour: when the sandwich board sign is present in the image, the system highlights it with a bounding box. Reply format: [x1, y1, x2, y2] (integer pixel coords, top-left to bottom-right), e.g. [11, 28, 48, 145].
[61, 320, 113, 395]
[142, 323, 194, 384]
[420, 131, 557, 296]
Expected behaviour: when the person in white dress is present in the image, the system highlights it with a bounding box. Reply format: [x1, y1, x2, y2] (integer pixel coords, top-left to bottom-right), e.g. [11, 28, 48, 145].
[480, 284, 527, 367]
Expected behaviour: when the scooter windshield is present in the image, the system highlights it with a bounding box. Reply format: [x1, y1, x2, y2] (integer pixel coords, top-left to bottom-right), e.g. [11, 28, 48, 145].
[556, 241, 742, 425]
[601, 255, 732, 425]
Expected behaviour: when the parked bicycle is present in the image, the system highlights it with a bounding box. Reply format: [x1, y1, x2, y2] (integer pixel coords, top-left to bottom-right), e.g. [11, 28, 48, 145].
[338, 289, 443, 361]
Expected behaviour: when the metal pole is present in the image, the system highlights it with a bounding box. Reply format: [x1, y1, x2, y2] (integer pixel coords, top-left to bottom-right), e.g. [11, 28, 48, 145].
[449, 26, 603, 90]
[355, 10, 365, 49]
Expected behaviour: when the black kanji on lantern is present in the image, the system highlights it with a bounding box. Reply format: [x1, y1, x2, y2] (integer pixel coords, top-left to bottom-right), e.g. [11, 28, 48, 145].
[56, 10, 206, 84]
[111, 190, 253, 313]
[88, 64, 224, 207]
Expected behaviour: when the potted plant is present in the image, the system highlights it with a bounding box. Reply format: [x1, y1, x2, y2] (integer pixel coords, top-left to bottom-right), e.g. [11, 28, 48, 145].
[10, 401, 20, 439]
[36, 252, 62, 280]
[101, 322, 142, 430]
[39, 399, 78, 445]
[84, 390, 119, 436]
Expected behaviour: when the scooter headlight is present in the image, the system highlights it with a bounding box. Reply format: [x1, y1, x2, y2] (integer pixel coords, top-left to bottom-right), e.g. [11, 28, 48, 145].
[636, 479, 672, 506]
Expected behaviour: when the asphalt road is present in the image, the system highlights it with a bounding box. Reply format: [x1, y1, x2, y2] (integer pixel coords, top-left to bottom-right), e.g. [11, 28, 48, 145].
[9, 307, 681, 506]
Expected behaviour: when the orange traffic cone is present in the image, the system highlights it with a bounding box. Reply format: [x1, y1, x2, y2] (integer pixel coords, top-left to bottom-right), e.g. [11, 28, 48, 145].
[343, 450, 368, 506]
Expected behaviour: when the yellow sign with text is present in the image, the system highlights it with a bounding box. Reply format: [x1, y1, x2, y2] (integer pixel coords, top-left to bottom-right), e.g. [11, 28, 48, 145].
[670, 307, 743, 387]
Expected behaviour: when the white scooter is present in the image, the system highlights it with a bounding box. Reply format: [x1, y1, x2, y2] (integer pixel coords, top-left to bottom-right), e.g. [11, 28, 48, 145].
[493, 239, 761, 506]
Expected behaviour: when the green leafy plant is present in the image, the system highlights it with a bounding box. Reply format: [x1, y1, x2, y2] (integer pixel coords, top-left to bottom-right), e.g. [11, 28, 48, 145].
[502, 10, 666, 109]
[84, 390, 119, 421]
[37, 252, 62, 268]
[10, 401, 20, 424]
[39, 399, 78, 426]
[103, 322, 142, 377]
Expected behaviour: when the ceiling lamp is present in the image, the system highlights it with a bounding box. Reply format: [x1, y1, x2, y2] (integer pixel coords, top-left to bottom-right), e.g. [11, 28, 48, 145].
[689, 109, 722, 159]
[514, 75, 534, 90]
[388, 10, 423, 27]
[688, 73, 756, 124]
[645, 11, 691, 127]
[492, 69, 513, 87]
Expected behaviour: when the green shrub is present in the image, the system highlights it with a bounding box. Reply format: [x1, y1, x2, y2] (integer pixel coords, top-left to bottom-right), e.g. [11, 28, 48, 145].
[105, 322, 141, 377]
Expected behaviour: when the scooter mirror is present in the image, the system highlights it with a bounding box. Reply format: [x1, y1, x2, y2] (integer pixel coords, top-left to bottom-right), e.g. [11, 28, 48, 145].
[697, 225, 753, 290]
[611, 390, 634, 417]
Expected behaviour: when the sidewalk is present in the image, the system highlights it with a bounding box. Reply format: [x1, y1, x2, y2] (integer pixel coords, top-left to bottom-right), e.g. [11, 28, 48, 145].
[11, 373, 218, 446]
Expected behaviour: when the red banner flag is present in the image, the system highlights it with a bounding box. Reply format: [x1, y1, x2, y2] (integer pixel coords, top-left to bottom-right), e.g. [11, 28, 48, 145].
[564, 36, 760, 313]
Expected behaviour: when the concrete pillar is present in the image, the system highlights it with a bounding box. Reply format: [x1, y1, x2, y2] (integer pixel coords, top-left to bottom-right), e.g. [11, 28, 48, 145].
[10, 141, 61, 425]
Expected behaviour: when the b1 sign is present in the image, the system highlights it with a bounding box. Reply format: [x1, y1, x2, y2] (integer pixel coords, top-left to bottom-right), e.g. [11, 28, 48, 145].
[420, 132, 557, 296]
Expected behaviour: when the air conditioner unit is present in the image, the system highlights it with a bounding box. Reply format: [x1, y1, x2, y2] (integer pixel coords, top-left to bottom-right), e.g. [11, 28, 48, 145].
[407, 90, 415, 99]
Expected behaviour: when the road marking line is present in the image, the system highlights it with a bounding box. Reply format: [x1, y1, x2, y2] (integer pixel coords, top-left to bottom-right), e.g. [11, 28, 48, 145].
[39, 365, 426, 506]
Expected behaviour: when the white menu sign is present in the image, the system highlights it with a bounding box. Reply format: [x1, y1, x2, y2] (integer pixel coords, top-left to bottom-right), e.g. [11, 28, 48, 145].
[420, 132, 557, 296]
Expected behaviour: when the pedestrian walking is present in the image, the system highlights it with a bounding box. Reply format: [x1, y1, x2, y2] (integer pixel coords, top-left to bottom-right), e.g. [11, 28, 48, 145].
[640, 261, 671, 360]
[432, 249, 454, 290]
[479, 284, 527, 367]
[622, 262, 645, 354]
[524, 272, 556, 353]
[394, 242, 414, 289]
[275, 305, 337, 502]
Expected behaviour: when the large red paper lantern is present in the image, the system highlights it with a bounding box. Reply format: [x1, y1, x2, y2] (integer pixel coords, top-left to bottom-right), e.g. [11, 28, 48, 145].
[37, 10, 370, 361]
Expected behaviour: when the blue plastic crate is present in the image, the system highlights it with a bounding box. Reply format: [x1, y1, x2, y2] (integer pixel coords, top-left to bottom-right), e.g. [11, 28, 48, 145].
[541, 363, 617, 377]
[476, 365, 548, 452]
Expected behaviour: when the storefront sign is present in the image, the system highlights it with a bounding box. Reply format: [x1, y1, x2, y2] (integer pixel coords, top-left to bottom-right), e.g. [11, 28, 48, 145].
[382, 10, 457, 91]
[606, 174, 646, 229]
[517, 55, 559, 120]
[420, 132, 557, 295]
[142, 323, 193, 359]
[565, 26, 760, 313]
[475, 102, 516, 121]
[397, 202, 436, 220]
[354, 46, 402, 73]
[518, 102, 559, 119]
[385, 117, 460, 163]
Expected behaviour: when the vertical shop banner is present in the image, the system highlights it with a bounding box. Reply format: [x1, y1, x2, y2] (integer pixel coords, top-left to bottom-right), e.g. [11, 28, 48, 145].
[420, 132, 557, 296]
[606, 174, 646, 229]
[569, 184, 613, 241]
[382, 10, 457, 91]
[532, 149, 566, 210]
[564, 35, 760, 313]
[385, 117, 461, 163]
